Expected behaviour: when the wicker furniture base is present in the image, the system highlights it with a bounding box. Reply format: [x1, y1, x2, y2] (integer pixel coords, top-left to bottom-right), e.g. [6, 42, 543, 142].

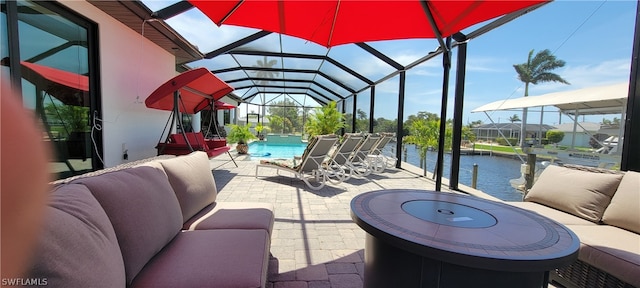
[551, 259, 636, 288]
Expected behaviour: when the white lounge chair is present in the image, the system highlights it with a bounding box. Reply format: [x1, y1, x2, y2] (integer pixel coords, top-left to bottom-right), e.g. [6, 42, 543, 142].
[368, 132, 397, 173]
[325, 133, 366, 183]
[347, 134, 381, 177]
[256, 134, 339, 190]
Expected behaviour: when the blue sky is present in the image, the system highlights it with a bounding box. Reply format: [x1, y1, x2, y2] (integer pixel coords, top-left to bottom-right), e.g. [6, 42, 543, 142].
[143, 0, 637, 126]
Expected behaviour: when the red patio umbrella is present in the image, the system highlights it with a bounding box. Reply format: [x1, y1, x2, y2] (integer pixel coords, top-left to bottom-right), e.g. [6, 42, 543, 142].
[187, 0, 547, 191]
[21, 61, 89, 107]
[189, 0, 547, 47]
[145, 67, 234, 114]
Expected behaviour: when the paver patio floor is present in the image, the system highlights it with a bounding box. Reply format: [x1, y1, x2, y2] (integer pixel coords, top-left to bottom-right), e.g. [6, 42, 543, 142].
[208, 154, 554, 288]
[210, 154, 444, 288]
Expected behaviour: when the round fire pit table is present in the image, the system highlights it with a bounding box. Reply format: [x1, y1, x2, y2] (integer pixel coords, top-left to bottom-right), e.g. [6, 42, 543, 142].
[350, 189, 579, 288]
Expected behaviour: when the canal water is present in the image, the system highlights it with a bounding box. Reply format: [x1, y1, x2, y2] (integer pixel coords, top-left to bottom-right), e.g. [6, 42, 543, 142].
[400, 144, 525, 202]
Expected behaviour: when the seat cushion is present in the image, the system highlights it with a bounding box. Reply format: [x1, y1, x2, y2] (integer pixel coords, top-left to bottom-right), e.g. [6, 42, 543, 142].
[524, 165, 623, 222]
[602, 171, 640, 234]
[206, 138, 227, 149]
[71, 165, 183, 284]
[157, 151, 218, 222]
[207, 145, 231, 158]
[566, 225, 640, 287]
[29, 184, 125, 287]
[171, 132, 208, 148]
[506, 202, 597, 226]
[131, 229, 270, 288]
[259, 158, 295, 169]
[184, 202, 275, 234]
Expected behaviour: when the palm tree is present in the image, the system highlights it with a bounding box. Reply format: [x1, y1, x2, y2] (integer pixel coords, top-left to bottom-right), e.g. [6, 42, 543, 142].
[508, 114, 521, 123]
[513, 49, 569, 147]
[253, 56, 279, 85]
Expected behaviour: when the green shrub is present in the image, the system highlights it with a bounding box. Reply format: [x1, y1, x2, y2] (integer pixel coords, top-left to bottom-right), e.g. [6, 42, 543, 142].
[525, 138, 550, 145]
[546, 130, 565, 144]
[495, 137, 518, 146]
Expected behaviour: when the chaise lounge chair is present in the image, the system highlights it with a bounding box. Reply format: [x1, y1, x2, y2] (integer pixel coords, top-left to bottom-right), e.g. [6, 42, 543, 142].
[256, 134, 339, 190]
[325, 133, 366, 183]
[346, 133, 381, 177]
[368, 132, 397, 173]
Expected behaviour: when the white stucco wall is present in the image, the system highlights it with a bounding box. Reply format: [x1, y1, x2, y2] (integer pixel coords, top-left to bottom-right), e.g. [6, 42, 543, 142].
[558, 132, 591, 148]
[60, 1, 178, 167]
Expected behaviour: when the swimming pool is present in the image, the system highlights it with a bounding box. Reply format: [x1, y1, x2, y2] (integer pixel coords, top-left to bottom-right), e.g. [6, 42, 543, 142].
[248, 142, 308, 159]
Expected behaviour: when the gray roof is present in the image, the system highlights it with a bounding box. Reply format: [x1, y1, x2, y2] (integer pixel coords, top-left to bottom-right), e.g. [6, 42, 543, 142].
[554, 122, 600, 132]
[472, 123, 556, 131]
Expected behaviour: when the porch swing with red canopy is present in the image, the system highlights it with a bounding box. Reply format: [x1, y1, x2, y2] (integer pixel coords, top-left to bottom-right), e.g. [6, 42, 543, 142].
[145, 67, 237, 166]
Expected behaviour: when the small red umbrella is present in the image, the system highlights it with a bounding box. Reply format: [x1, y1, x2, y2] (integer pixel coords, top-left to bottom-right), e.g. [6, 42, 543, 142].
[145, 67, 234, 114]
[200, 100, 237, 111]
[213, 100, 236, 110]
[189, 0, 547, 47]
[21, 62, 89, 107]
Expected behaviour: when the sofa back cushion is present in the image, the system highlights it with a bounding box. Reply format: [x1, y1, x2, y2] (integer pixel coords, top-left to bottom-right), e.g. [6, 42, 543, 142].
[29, 184, 125, 287]
[157, 151, 218, 222]
[525, 165, 623, 222]
[602, 171, 640, 234]
[71, 165, 183, 284]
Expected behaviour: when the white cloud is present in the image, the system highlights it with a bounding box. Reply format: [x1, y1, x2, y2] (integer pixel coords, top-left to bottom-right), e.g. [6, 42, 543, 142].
[527, 58, 631, 94]
[408, 68, 440, 77]
[163, 11, 262, 53]
[405, 88, 443, 106]
[562, 59, 631, 86]
[392, 50, 436, 67]
[465, 57, 504, 72]
[350, 55, 396, 79]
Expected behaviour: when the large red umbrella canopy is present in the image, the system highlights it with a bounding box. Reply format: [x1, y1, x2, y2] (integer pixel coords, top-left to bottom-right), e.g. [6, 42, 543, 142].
[145, 68, 234, 114]
[189, 0, 547, 47]
[21, 62, 89, 106]
[187, 0, 547, 192]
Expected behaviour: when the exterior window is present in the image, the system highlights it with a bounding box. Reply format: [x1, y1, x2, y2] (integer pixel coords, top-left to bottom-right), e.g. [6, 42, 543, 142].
[224, 109, 232, 125]
[355, 90, 370, 133]
[3, 0, 100, 179]
[1, 1, 8, 78]
[344, 97, 354, 133]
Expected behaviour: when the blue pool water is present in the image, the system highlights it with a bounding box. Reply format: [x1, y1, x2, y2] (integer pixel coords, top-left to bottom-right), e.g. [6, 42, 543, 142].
[248, 142, 308, 159]
[247, 141, 524, 201]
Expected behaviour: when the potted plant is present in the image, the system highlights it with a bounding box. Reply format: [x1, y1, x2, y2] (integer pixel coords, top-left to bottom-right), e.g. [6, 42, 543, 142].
[227, 123, 257, 154]
[255, 122, 265, 141]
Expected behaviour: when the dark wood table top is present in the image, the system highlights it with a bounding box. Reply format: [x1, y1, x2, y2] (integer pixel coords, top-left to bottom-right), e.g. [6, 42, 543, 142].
[351, 189, 580, 272]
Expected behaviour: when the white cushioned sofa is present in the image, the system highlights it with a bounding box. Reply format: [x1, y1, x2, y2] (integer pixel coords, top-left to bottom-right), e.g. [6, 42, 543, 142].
[29, 151, 274, 288]
[507, 165, 640, 288]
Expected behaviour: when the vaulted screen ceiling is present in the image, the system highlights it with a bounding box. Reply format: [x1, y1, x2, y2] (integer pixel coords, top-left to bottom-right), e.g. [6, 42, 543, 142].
[145, 0, 548, 107]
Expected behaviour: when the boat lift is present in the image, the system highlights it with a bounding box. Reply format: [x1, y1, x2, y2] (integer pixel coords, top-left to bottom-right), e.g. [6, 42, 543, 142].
[472, 82, 628, 191]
